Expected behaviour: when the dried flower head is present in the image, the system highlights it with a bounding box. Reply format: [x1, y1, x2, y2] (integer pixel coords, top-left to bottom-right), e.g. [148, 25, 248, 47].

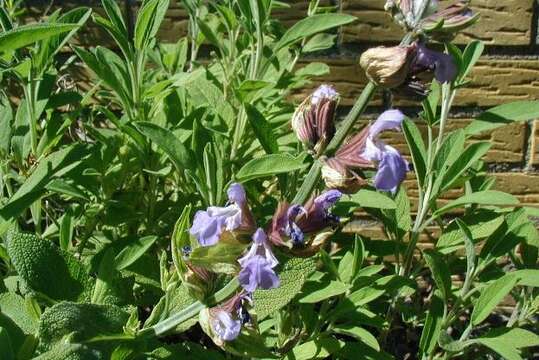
[360, 45, 415, 89]
[292, 85, 339, 155]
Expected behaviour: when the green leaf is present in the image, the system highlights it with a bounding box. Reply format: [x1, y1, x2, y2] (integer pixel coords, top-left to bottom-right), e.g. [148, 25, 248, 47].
[339, 341, 393, 360]
[254, 257, 316, 319]
[419, 292, 444, 356]
[402, 118, 427, 188]
[245, 104, 278, 154]
[302, 33, 337, 53]
[274, 13, 356, 51]
[33, 342, 102, 359]
[300, 281, 350, 303]
[437, 210, 504, 252]
[431, 129, 465, 195]
[6, 229, 93, 302]
[115, 235, 158, 270]
[33, 8, 92, 75]
[477, 328, 539, 351]
[0, 292, 37, 353]
[295, 62, 331, 77]
[287, 337, 344, 360]
[0, 145, 87, 227]
[338, 251, 355, 284]
[456, 219, 476, 293]
[0, 293, 38, 335]
[342, 275, 409, 308]
[0, 23, 78, 54]
[189, 242, 247, 274]
[171, 205, 192, 275]
[343, 189, 396, 209]
[236, 153, 308, 182]
[438, 332, 469, 353]
[135, 122, 195, 171]
[423, 249, 452, 301]
[134, 0, 169, 50]
[475, 333, 524, 360]
[93, 248, 133, 306]
[514, 269, 539, 287]
[144, 284, 197, 333]
[0, 91, 13, 158]
[332, 325, 379, 351]
[0, 327, 14, 360]
[471, 274, 518, 325]
[101, 0, 128, 35]
[460, 40, 484, 80]
[394, 186, 412, 232]
[466, 101, 539, 135]
[432, 191, 519, 219]
[439, 142, 490, 192]
[37, 302, 128, 354]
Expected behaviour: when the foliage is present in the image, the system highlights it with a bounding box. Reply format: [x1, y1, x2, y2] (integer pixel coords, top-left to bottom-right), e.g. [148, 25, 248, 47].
[0, 0, 537, 359]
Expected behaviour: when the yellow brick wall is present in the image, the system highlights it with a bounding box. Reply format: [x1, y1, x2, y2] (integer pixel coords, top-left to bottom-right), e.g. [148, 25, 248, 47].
[27, 0, 539, 209]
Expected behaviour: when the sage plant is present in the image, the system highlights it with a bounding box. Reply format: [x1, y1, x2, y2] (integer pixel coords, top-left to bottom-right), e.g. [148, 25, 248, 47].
[0, 0, 537, 359]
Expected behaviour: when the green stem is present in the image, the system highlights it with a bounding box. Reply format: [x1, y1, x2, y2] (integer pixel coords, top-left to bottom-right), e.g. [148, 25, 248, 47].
[400, 83, 455, 277]
[138, 277, 240, 338]
[23, 80, 37, 156]
[292, 82, 376, 205]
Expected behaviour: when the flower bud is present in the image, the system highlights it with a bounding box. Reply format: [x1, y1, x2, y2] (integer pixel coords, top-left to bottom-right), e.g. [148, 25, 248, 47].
[420, 1, 478, 41]
[269, 191, 342, 252]
[385, 0, 439, 29]
[321, 157, 368, 194]
[199, 293, 250, 347]
[292, 85, 338, 154]
[360, 46, 415, 88]
[183, 262, 216, 300]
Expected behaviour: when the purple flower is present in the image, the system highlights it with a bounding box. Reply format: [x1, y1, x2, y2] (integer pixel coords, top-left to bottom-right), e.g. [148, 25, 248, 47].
[238, 255, 280, 293]
[269, 190, 342, 248]
[361, 110, 409, 193]
[238, 228, 279, 268]
[412, 45, 458, 84]
[212, 309, 242, 341]
[190, 183, 255, 247]
[238, 229, 280, 293]
[297, 190, 342, 233]
[206, 292, 251, 343]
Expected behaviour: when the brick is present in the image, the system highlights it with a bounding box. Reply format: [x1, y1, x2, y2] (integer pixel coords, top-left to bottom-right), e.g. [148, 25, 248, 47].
[341, 0, 534, 46]
[300, 57, 539, 108]
[157, 1, 330, 43]
[371, 119, 527, 164]
[293, 57, 384, 106]
[493, 173, 539, 207]
[530, 121, 539, 167]
[156, 2, 189, 41]
[24, 1, 126, 48]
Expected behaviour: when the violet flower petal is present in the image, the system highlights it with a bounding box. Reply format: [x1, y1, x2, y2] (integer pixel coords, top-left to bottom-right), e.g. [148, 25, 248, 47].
[238, 255, 280, 293]
[369, 109, 405, 138]
[227, 183, 246, 205]
[314, 189, 342, 210]
[373, 145, 409, 193]
[189, 210, 224, 246]
[212, 310, 242, 341]
[238, 228, 279, 268]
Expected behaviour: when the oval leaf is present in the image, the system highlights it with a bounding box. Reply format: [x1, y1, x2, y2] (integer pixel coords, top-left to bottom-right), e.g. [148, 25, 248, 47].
[236, 154, 308, 182]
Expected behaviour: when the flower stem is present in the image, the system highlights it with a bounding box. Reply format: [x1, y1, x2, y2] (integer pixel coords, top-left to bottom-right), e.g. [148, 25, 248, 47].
[137, 277, 240, 338]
